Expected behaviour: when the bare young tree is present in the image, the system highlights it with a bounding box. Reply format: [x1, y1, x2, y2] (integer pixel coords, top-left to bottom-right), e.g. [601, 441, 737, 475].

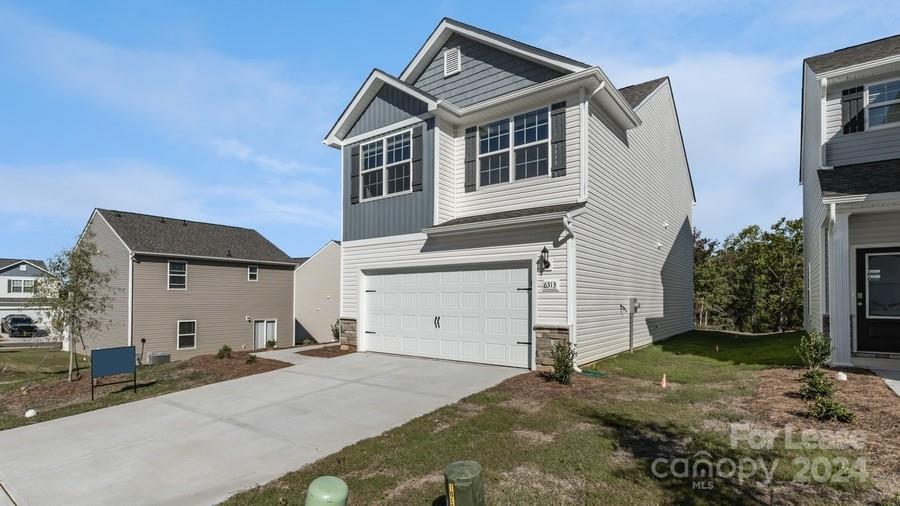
[29, 231, 115, 381]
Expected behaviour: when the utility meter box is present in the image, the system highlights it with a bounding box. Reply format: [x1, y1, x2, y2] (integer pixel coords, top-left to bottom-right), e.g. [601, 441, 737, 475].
[627, 297, 640, 314]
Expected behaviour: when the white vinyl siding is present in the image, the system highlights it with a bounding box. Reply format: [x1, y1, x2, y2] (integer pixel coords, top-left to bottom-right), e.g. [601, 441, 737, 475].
[451, 94, 581, 218]
[575, 80, 694, 364]
[340, 225, 568, 326]
[802, 64, 828, 333]
[436, 117, 457, 223]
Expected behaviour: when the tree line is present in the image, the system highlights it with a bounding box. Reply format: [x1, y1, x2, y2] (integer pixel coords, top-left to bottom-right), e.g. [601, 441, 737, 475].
[694, 217, 803, 333]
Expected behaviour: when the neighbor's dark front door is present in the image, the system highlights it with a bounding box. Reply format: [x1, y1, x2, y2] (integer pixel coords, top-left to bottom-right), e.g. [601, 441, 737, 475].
[856, 248, 900, 353]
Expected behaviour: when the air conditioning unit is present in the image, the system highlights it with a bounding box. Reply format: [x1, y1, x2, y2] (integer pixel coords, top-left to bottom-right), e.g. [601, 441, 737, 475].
[147, 352, 171, 365]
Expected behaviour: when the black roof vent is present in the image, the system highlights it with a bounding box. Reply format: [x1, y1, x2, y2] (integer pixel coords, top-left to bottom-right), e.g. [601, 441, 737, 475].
[226, 248, 233, 257]
[182, 220, 187, 226]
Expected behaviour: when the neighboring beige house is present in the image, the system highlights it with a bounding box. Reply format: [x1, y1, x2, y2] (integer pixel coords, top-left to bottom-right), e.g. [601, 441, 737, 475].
[293, 240, 341, 344]
[75, 209, 295, 361]
[0, 259, 51, 327]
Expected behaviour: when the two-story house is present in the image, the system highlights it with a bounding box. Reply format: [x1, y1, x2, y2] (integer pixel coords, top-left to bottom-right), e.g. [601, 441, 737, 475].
[76, 209, 295, 361]
[0, 258, 51, 327]
[325, 18, 695, 370]
[801, 35, 900, 371]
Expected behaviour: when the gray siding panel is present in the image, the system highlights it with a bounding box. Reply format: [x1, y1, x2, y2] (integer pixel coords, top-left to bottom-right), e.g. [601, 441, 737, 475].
[824, 69, 900, 167]
[294, 242, 341, 343]
[343, 119, 435, 241]
[413, 34, 563, 108]
[81, 214, 131, 354]
[347, 85, 428, 138]
[132, 256, 293, 361]
[0, 263, 44, 277]
[849, 211, 900, 246]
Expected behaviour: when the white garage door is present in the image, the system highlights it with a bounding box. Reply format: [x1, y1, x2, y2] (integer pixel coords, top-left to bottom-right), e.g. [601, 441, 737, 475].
[364, 266, 531, 368]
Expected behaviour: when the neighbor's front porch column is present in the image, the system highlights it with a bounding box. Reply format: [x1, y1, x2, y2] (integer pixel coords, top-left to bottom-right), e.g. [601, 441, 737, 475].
[830, 210, 852, 366]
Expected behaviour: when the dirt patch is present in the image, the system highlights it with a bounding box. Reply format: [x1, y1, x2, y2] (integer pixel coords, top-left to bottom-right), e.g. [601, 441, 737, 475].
[296, 346, 355, 358]
[379, 471, 443, 503]
[431, 402, 484, 433]
[750, 367, 900, 483]
[1, 351, 288, 418]
[513, 429, 556, 444]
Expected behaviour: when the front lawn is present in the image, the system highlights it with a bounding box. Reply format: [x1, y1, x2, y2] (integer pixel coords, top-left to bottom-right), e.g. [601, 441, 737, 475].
[0, 349, 288, 430]
[226, 330, 900, 505]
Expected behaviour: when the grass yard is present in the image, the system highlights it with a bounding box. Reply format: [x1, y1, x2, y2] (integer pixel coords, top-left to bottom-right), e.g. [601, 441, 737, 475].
[0, 349, 288, 431]
[226, 330, 900, 505]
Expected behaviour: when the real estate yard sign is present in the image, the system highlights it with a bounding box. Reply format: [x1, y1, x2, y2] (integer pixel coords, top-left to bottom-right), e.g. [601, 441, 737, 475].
[90, 346, 137, 400]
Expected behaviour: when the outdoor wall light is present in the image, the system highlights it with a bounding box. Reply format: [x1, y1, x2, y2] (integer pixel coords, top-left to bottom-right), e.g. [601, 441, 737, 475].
[537, 246, 551, 274]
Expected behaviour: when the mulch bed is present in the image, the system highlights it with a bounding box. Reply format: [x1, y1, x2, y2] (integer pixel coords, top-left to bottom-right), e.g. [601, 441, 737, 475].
[1, 351, 288, 415]
[750, 367, 900, 484]
[296, 346, 355, 358]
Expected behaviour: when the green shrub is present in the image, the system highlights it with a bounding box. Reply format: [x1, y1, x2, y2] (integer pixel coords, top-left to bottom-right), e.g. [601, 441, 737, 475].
[799, 369, 834, 400]
[550, 341, 576, 385]
[216, 345, 232, 359]
[809, 397, 856, 423]
[266, 339, 276, 348]
[302, 338, 315, 346]
[245, 354, 257, 365]
[796, 330, 831, 369]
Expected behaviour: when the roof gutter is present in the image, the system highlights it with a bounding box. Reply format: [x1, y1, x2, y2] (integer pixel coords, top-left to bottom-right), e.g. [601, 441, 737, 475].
[131, 251, 298, 267]
[422, 210, 574, 237]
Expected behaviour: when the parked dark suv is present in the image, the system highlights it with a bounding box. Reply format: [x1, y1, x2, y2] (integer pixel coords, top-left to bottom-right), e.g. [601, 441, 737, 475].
[3, 315, 37, 337]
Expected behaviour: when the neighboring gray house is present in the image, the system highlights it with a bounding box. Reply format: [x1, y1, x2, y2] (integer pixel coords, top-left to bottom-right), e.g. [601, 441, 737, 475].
[75, 209, 295, 361]
[325, 18, 695, 369]
[293, 240, 341, 343]
[801, 34, 900, 371]
[0, 259, 51, 326]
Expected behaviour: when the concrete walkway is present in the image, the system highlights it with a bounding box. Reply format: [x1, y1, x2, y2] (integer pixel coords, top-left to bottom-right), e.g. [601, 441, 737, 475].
[876, 369, 900, 397]
[0, 353, 521, 505]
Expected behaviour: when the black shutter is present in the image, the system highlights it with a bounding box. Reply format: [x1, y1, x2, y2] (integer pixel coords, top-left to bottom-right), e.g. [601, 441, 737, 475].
[550, 101, 567, 177]
[411, 125, 423, 191]
[842, 86, 865, 134]
[349, 145, 360, 204]
[464, 126, 477, 192]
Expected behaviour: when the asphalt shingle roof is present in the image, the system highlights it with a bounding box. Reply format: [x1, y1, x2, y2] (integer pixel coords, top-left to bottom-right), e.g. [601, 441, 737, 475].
[806, 34, 900, 73]
[0, 259, 46, 271]
[618, 77, 668, 108]
[817, 158, 900, 198]
[96, 209, 293, 264]
[433, 202, 586, 228]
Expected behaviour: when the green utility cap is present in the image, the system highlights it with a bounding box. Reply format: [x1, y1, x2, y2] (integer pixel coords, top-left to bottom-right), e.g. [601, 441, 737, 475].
[444, 461, 485, 506]
[305, 476, 349, 506]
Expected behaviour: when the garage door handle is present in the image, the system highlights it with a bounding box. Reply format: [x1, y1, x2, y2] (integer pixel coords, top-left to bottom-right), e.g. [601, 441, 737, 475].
[365, 331, 376, 334]
[437, 316, 441, 328]
[433, 316, 438, 328]
[516, 341, 530, 345]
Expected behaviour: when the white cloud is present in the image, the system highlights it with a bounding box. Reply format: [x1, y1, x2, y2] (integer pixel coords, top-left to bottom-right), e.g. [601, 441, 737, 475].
[209, 138, 328, 175]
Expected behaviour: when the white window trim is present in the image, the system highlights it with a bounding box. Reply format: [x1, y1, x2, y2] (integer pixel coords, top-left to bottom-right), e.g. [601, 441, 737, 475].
[176, 320, 197, 350]
[865, 77, 900, 131]
[475, 105, 552, 189]
[359, 128, 414, 203]
[167, 260, 188, 291]
[248, 264, 259, 282]
[253, 319, 278, 345]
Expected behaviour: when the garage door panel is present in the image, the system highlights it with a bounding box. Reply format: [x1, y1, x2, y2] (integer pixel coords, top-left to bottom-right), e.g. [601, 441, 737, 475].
[365, 265, 531, 368]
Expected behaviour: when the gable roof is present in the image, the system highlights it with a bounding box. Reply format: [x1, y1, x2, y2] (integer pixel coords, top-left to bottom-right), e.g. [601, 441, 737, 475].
[94, 209, 294, 264]
[400, 17, 590, 84]
[324, 69, 439, 147]
[806, 34, 900, 73]
[618, 77, 669, 108]
[0, 259, 47, 272]
[818, 158, 900, 198]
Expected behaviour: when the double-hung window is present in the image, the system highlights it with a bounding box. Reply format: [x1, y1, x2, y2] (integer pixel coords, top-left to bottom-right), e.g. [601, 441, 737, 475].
[168, 261, 187, 290]
[177, 320, 196, 350]
[478, 107, 550, 187]
[248, 265, 259, 281]
[868, 79, 900, 129]
[360, 130, 412, 200]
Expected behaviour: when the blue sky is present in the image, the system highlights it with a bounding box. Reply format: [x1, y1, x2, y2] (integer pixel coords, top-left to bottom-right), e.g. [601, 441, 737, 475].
[0, 1, 898, 259]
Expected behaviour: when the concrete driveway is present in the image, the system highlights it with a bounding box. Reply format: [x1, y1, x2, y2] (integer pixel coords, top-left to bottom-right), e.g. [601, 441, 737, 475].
[0, 352, 522, 505]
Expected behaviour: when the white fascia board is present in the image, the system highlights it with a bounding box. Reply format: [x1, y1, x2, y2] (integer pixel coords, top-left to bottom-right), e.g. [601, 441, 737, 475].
[400, 19, 588, 83]
[816, 54, 900, 81]
[324, 70, 438, 148]
[132, 251, 298, 267]
[434, 68, 640, 131]
[823, 191, 900, 205]
[422, 211, 571, 236]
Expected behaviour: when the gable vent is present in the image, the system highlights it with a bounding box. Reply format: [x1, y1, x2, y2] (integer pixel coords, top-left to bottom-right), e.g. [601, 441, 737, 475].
[443, 47, 461, 77]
